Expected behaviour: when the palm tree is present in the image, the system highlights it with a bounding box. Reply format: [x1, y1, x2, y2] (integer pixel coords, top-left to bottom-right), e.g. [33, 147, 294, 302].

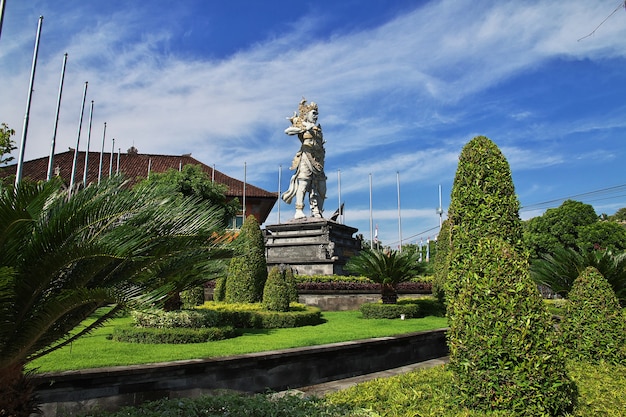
[345, 248, 424, 304]
[531, 247, 626, 306]
[0, 178, 231, 416]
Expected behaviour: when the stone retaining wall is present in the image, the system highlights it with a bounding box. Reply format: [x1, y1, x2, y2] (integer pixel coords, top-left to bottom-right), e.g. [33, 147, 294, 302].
[34, 328, 448, 417]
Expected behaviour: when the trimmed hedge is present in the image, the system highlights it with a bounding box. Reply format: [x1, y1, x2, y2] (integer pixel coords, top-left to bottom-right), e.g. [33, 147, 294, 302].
[359, 297, 445, 319]
[111, 325, 237, 344]
[263, 266, 297, 312]
[132, 309, 220, 328]
[197, 302, 323, 329]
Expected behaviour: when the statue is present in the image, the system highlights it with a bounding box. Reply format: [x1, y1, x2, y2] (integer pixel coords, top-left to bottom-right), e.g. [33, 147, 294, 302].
[281, 98, 327, 219]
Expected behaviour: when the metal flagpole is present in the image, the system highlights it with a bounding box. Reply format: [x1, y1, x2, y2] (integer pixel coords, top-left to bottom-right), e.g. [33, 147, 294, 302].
[98, 122, 106, 184]
[15, 16, 44, 187]
[212, 164, 215, 182]
[47, 53, 68, 181]
[337, 169, 342, 224]
[147, 158, 152, 178]
[277, 164, 282, 224]
[243, 162, 247, 221]
[69, 81, 88, 193]
[369, 173, 373, 249]
[82, 100, 94, 186]
[397, 171, 403, 252]
[109, 138, 114, 177]
[0, 0, 6, 42]
[437, 184, 444, 229]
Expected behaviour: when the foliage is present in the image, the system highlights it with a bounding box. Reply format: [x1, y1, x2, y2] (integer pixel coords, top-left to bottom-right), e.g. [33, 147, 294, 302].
[523, 200, 598, 260]
[224, 215, 267, 303]
[293, 278, 432, 293]
[345, 248, 424, 304]
[575, 221, 626, 253]
[131, 309, 220, 328]
[263, 266, 298, 312]
[197, 302, 323, 329]
[531, 247, 626, 305]
[134, 164, 239, 227]
[398, 296, 446, 317]
[446, 136, 576, 415]
[608, 207, 626, 222]
[432, 219, 450, 304]
[328, 361, 626, 417]
[0, 177, 231, 416]
[0, 123, 17, 166]
[78, 391, 369, 417]
[359, 302, 420, 319]
[212, 277, 226, 301]
[111, 324, 237, 344]
[560, 267, 626, 364]
[180, 286, 206, 308]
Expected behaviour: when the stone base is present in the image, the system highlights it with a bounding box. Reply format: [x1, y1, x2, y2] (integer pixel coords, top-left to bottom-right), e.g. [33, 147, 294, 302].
[264, 218, 360, 276]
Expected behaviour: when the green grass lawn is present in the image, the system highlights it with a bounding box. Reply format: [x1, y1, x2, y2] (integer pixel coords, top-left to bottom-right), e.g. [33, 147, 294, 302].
[29, 311, 448, 373]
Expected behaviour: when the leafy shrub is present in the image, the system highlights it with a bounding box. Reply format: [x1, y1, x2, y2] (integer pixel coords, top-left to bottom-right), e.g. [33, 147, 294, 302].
[197, 302, 323, 328]
[263, 266, 297, 312]
[132, 309, 220, 328]
[431, 219, 450, 305]
[111, 325, 237, 344]
[327, 361, 626, 417]
[398, 297, 445, 317]
[225, 215, 267, 303]
[561, 266, 626, 364]
[446, 136, 577, 415]
[180, 286, 205, 308]
[359, 302, 420, 319]
[212, 277, 226, 301]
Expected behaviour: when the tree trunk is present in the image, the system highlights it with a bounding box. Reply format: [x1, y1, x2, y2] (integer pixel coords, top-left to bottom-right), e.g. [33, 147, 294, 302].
[0, 364, 39, 417]
[381, 283, 398, 304]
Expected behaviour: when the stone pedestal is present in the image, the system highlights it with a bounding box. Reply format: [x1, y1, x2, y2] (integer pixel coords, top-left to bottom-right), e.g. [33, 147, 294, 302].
[264, 218, 360, 276]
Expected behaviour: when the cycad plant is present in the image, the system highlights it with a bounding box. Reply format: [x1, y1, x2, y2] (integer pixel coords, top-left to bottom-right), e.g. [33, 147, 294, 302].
[0, 178, 231, 416]
[531, 247, 626, 306]
[345, 248, 423, 304]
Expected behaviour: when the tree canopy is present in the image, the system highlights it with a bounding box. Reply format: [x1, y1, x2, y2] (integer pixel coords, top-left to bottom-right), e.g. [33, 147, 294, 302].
[0, 123, 17, 166]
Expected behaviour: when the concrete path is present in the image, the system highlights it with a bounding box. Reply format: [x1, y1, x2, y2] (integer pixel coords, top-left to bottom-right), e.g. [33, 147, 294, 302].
[292, 356, 450, 397]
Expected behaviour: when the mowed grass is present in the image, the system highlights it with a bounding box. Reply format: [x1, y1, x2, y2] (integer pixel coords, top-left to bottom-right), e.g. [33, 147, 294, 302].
[29, 311, 448, 373]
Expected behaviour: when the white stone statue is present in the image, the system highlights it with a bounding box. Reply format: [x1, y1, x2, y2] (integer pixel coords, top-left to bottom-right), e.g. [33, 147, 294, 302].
[281, 98, 327, 219]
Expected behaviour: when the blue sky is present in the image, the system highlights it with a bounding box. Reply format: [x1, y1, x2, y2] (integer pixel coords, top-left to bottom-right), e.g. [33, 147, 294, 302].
[1, 0, 625, 247]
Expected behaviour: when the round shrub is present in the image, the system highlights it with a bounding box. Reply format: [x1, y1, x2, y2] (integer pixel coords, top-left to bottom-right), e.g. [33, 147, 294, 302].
[561, 266, 626, 364]
[431, 219, 450, 305]
[111, 325, 237, 344]
[212, 277, 226, 301]
[180, 286, 205, 308]
[263, 266, 297, 312]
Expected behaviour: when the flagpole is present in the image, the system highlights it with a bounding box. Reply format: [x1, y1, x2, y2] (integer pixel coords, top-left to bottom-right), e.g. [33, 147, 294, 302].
[277, 164, 282, 224]
[369, 173, 373, 249]
[116, 148, 120, 174]
[397, 171, 403, 252]
[0, 0, 6, 42]
[82, 100, 94, 186]
[109, 138, 114, 177]
[337, 169, 342, 224]
[47, 53, 68, 181]
[15, 15, 44, 187]
[69, 81, 88, 193]
[243, 162, 247, 221]
[98, 122, 106, 184]
[437, 184, 444, 229]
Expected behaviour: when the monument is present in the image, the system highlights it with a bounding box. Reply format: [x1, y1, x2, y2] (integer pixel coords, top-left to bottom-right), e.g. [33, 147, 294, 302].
[265, 99, 360, 275]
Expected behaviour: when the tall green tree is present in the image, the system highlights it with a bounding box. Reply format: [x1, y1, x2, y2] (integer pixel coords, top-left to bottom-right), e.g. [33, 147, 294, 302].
[523, 200, 598, 259]
[345, 248, 424, 304]
[446, 136, 576, 415]
[225, 215, 268, 303]
[134, 164, 239, 227]
[0, 178, 231, 416]
[0, 123, 17, 166]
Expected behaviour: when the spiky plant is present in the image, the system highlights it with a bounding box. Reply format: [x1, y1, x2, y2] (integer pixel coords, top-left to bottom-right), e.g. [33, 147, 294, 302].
[0, 178, 231, 416]
[345, 249, 423, 304]
[531, 247, 626, 306]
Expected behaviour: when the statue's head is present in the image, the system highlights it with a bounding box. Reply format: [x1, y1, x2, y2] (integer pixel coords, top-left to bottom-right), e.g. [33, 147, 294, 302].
[298, 98, 318, 123]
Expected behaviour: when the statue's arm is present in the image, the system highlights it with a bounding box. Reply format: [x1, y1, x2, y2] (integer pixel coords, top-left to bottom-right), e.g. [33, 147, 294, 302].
[285, 126, 303, 135]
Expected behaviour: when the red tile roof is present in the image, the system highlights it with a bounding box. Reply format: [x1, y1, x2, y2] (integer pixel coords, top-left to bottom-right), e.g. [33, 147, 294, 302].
[0, 149, 277, 199]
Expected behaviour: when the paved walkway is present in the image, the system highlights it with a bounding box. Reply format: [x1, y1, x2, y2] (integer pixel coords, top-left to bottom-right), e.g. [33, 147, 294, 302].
[292, 356, 450, 397]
